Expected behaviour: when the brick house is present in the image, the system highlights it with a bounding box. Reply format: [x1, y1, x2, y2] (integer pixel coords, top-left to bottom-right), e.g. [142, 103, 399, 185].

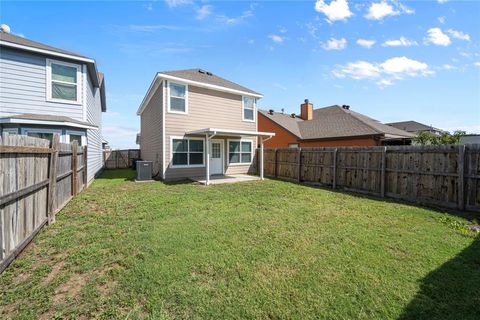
[258, 100, 413, 149]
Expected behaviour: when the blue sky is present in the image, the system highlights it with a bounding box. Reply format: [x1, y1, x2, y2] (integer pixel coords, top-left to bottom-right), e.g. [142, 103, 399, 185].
[2, 0, 479, 148]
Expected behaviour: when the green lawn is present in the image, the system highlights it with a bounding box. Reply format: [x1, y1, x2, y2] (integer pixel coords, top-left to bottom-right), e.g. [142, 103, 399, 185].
[1, 169, 479, 319]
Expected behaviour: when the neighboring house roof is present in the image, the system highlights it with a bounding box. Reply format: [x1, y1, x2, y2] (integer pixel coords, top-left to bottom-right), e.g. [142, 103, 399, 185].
[259, 105, 414, 141]
[0, 31, 101, 89]
[137, 68, 262, 115]
[0, 113, 97, 130]
[386, 121, 443, 133]
[0, 31, 90, 59]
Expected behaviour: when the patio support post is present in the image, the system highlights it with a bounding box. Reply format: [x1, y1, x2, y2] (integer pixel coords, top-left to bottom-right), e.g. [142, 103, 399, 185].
[205, 133, 210, 186]
[259, 136, 264, 180]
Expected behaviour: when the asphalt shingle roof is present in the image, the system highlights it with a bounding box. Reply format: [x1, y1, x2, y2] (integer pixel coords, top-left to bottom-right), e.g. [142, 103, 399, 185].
[160, 68, 261, 95]
[1, 113, 96, 128]
[386, 121, 443, 133]
[0, 31, 90, 59]
[259, 105, 414, 140]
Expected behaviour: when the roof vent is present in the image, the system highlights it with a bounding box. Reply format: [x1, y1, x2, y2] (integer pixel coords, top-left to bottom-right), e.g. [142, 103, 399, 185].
[0, 24, 11, 34]
[281, 108, 285, 114]
[291, 113, 296, 118]
[198, 69, 206, 74]
[268, 109, 274, 115]
[206, 71, 213, 76]
[342, 105, 350, 110]
[304, 99, 309, 103]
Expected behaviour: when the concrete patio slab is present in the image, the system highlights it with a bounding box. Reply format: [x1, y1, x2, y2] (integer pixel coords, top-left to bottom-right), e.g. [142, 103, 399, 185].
[190, 174, 260, 185]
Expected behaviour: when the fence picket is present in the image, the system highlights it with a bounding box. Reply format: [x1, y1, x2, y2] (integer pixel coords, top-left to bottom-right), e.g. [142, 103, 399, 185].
[261, 145, 479, 212]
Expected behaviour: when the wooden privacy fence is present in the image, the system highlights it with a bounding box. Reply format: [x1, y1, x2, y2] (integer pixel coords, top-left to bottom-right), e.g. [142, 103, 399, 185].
[103, 149, 140, 169]
[262, 145, 480, 212]
[0, 133, 87, 273]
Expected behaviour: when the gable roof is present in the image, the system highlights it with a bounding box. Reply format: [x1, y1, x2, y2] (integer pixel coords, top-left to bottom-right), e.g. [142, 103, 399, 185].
[160, 69, 261, 96]
[259, 105, 414, 141]
[137, 68, 262, 115]
[0, 31, 90, 59]
[0, 31, 100, 88]
[386, 120, 444, 133]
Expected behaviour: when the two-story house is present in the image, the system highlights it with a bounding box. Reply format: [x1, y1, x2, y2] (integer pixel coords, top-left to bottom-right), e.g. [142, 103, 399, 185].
[0, 29, 106, 182]
[137, 69, 274, 184]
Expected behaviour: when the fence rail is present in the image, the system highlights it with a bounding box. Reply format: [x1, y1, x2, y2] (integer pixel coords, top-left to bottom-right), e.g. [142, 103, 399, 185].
[0, 133, 87, 273]
[261, 145, 480, 212]
[103, 149, 140, 169]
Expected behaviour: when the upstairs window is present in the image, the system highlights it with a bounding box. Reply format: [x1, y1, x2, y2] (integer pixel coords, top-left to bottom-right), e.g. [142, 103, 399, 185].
[47, 59, 81, 104]
[242, 96, 255, 122]
[168, 82, 187, 113]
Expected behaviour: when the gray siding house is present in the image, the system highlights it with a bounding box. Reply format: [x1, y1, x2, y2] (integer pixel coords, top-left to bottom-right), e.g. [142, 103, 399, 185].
[137, 69, 274, 184]
[0, 30, 106, 182]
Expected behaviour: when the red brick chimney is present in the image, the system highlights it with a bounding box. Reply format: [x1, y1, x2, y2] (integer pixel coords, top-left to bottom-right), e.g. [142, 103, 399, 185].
[300, 99, 313, 121]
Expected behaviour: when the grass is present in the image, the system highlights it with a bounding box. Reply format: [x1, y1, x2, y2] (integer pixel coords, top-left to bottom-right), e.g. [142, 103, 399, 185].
[1, 169, 479, 319]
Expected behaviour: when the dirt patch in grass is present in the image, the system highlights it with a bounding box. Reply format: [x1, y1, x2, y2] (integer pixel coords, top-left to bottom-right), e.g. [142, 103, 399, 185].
[53, 272, 88, 304]
[42, 261, 65, 285]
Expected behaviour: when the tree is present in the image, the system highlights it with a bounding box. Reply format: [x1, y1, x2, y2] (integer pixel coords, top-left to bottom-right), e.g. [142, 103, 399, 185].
[413, 130, 466, 145]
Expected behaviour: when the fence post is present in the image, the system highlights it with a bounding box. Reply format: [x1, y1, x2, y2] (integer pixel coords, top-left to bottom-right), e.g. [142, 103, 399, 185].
[71, 141, 78, 196]
[458, 144, 465, 210]
[332, 148, 337, 189]
[380, 146, 387, 197]
[47, 134, 59, 224]
[83, 146, 88, 186]
[274, 149, 278, 178]
[297, 148, 302, 182]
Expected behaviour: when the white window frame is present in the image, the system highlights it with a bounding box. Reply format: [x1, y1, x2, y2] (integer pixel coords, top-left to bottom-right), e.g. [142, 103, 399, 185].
[167, 81, 188, 114]
[227, 139, 253, 166]
[288, 143, 299, 149]
[66, 129, 87, 146]
[46, 58, 82, 105]
[21, 127, 64, 143]
[169, 136, 205, 168]
[242, 96, 256, 122]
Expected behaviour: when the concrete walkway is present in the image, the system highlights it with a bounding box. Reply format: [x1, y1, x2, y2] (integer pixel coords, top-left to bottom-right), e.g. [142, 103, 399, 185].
[190, 174, 260, 185]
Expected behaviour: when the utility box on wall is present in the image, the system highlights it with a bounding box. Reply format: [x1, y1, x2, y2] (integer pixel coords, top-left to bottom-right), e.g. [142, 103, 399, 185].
[136, 161, 152, 181]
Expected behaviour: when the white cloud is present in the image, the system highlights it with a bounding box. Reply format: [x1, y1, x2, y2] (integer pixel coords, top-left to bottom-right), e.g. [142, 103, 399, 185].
[128, 24, 184, 32]
[356, 39, 376, 48]
[439, 64, 456, 70]
[377, 79, 394, 87]
[102, 126, 139, 149]
[144, 3, 153, 11]
[321, 37, 347, 50]
[248, 39, 255, 44]
[437, 16, 445, 24]
[380, 56, 432, 77]
[425, 28, 451, 46]
[365, 1, 414, 20]
[437, 0, 448, 3]
[196, 5, 213, 20]
[269, 34, 284, 43]
[164, 0, 192, 8]
[333, 61, 381, 79]
[382, 36, 418, 47]
[217, 10, 253, 25]
[333, 56, 433, 86]
[474, 62, 480, 68]
[279, 27, 287, 34]
[447, 29, 470, 41]
[314, 0, 353, 22]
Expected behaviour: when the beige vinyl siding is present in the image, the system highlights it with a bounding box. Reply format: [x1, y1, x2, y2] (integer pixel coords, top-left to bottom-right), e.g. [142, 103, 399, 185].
[140, 81, 163, 175]
[164, 85, 257, 180]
